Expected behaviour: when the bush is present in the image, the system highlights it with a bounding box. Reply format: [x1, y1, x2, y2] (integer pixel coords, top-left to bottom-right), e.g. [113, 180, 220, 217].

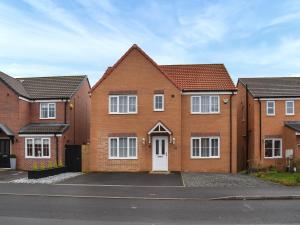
[40, 162, 45, 170]
[58, 160, 63, 167]
[47, 161, 53, 169]
[53, 161, 58, 168]
[32, 162, 38, 171]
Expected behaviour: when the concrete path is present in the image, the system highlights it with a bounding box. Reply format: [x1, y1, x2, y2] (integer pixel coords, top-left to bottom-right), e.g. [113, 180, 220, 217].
[0, 170, 27, 182]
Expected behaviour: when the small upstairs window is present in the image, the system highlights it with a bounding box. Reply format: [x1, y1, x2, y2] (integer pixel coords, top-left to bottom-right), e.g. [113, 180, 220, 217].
[266, 101, 275, 116]
[154, 94, 164, 111]
[40, 103, 56, 119]
[286, 100, 294, 115]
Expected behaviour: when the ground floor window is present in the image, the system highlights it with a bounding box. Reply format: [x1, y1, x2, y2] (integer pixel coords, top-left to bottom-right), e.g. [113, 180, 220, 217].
[191, 137, 220, 158]
[264, 138, 282, 158]
[109, 137, 137, 159]
[25, 137, 51, 158]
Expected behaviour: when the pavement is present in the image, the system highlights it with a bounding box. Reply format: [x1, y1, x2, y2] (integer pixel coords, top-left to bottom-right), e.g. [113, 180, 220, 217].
[0, 170, 27, 182]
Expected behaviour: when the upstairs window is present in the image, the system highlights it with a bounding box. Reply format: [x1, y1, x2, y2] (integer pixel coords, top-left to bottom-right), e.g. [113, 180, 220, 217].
[109, 95, 137, 114]
[286, 101, 294, 115]
[154, 94, 164, 111]
[266, 101, 275, 116]
[191, 96, 219, 114]
[264, 139, 282, 158]
[40, 103, 56, 119]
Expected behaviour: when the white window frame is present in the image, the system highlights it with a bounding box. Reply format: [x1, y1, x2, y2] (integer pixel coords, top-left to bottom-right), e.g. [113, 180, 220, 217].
[153, 94, 164, 111]
[266, 101, 275, 116]
[285, 100, 295, 115]
[264, 138, 282, 159]
[191, 96, 220, 114]
[40, 102, 56, 119]
[25, 137, 51, 159]
[190, 137, 220, 159]
[108, 137, 138, 159]
[108, 95, 138, 114]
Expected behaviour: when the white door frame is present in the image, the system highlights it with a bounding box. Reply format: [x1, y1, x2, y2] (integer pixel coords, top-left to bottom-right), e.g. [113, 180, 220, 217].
[152, 136, 168, 171]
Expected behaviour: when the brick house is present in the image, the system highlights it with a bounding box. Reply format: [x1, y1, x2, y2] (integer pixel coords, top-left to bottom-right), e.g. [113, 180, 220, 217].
[0, 72, 90, 170]
[90, 44, 237, 173]
[237, 77, 300, 171]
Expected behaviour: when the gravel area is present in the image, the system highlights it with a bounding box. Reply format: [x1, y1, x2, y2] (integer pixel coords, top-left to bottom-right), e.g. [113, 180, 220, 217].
[10, 172, 82, 184]
[182, 173, 277, 188]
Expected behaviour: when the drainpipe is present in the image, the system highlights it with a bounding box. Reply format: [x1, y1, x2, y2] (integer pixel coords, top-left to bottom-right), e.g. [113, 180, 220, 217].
[229, 92, 234, 173]
[73, 98, 76, 144]
[245, 85, 249, 169]
[258, 98, 262, 161]
[55, 133, 59, 165]
[64, 100, 67, 124]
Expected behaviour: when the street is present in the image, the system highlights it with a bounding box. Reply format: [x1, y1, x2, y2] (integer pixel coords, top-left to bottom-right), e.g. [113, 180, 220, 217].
[0, 191, 300, 224]
[0, 184, 300, 225]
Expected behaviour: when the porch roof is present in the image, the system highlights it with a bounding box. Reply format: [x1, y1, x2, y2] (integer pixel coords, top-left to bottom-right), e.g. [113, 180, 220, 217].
[19, 123, 69, 135]
[0, 124, 14, 137]
[284, 121, 300, 132]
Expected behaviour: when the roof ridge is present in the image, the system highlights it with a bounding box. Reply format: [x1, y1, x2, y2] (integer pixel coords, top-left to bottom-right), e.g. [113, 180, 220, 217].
[159, 63, 224, 66]
[16, 75, 87, 79]
[239, 76, 300, 79]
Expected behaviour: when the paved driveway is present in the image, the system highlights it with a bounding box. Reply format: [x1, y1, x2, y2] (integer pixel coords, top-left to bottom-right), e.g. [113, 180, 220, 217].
[59, 172, 183, 187]
[0, 170, 27, 182]
[182, 172, 278, 188]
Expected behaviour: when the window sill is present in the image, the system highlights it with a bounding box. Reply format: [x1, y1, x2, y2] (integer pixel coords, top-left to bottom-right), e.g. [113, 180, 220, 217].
[264, 157, 282, 159]
[108, 113, 138, 115]
[191, 112, 220, 115]
[108, 157, 138, 160]
[39, 118, 56, 120]
[190, 157, 220, 159]
[25, 157, 51, 159]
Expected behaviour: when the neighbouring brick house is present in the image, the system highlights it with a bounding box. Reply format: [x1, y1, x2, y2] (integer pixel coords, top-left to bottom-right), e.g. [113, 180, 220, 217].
[0, 72, 90, 170]
[237, 78, 300, 171]
[90, 44, 237, 173]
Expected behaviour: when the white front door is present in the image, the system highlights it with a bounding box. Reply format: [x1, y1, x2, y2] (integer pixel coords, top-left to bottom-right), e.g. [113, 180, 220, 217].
[152, 136, 168, 171]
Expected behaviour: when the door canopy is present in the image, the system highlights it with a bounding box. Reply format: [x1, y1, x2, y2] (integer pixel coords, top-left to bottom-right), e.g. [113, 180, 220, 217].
[148, 122, 172, 143]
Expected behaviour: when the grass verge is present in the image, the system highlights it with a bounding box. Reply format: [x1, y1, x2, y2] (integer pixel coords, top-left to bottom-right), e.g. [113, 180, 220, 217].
[253, 171, 300, 186]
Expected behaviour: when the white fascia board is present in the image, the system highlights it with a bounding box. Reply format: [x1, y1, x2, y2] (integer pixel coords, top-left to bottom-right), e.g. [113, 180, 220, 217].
[182, 91, 237, 95]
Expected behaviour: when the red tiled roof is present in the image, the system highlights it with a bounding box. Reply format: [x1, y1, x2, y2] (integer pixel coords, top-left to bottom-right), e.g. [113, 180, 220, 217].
[159, 64, 236, 91]
[91, 44, 236, 92]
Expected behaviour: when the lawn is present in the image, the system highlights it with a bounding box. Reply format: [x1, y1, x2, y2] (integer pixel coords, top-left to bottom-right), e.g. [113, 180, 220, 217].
[253, 171, 300, 186]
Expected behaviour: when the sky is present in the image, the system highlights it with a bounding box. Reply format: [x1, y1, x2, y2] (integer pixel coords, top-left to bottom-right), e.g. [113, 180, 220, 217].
[1, 0, 300, 85]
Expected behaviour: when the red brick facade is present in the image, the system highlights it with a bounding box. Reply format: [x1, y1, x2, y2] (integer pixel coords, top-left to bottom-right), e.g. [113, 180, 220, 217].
[90, 46, 237, 173]
[237, 82, 300, 171]
[0, 77, 90, 170]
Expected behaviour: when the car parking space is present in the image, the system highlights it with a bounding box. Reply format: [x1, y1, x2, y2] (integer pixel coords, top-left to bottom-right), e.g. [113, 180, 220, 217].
[59, 172, 184, 187]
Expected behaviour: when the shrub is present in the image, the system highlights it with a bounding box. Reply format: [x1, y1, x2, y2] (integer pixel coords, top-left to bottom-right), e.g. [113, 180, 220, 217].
[58, 160, 63, 167]
[53, 161, 58, 168]
[40, 162, 45, 170]
[47, 161, 53, 169]
[32, 161, 38, 171]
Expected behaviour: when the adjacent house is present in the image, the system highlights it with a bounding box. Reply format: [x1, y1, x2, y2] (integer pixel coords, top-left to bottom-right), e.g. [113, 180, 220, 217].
[90, 44, 237, 173]
[0, 72, 90, 170]
[237, 78, 300, 171]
